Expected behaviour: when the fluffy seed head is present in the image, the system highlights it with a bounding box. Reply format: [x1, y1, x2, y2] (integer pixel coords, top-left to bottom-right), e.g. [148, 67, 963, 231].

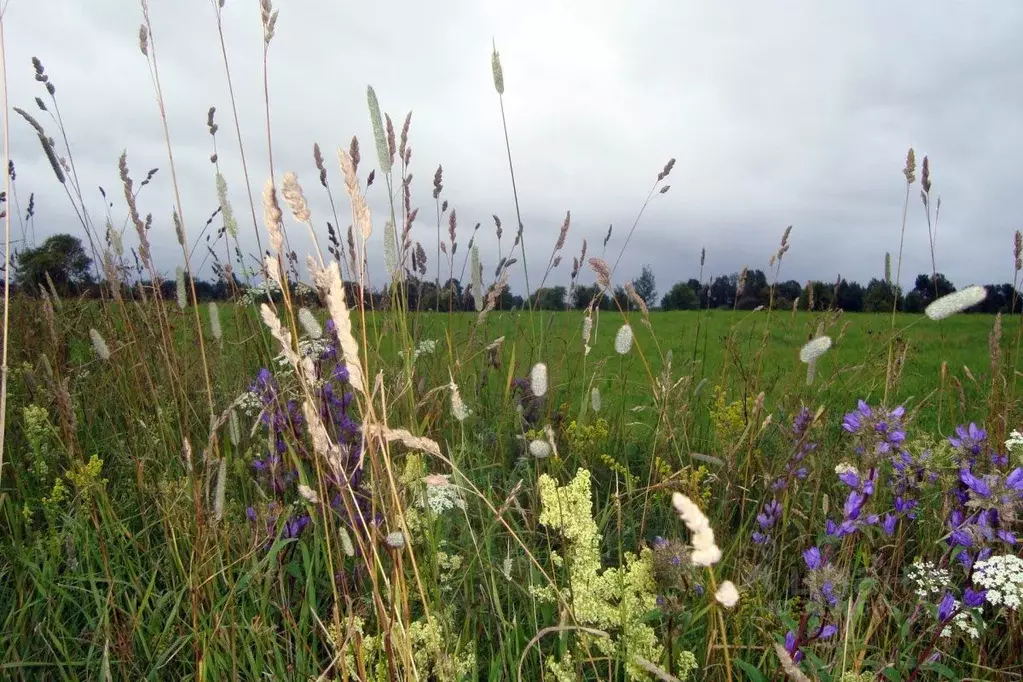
[90, 328, 111, 361]
[590, 387, 602, 412]
[530, 362, 549, 397]
[582, 315, 593, 344]
[799, 336, 832, 363]
[528, 439, 552, 459]
[384, 531, 405, 549]
[925, 285, 987, 321]
[614, 324, 634, 355]
[208, 302, 222, 340]
[298, 307, 322, 339]
[175, 267, 187, 309]
[298, 484, 321, 505]
[715, 580, 740, 608]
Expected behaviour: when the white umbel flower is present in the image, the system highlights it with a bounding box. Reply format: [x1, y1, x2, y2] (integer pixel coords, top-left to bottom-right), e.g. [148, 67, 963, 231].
[385, 531, 406, 549]
[974, 554, 1023, 610]
[528, 439, 552, 459]
[89, 328, 111, 361]
[422, 474, 466, 513]
[925, 285, 987, 321]
[590, 387, 602, 413]
[614, 324, 634, 354]
[715, 580, 740, 608]
[671, 493, 722, 566]
[530, 362, 549, 397]
[298, 307, 322, 339]
[799, 336, 832, 363]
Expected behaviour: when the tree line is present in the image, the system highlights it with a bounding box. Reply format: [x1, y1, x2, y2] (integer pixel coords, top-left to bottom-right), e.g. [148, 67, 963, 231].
[7, 234, 1021, 315]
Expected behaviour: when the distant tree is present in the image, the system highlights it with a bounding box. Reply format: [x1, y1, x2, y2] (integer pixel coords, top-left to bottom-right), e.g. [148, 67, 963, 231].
[572, 283, 607, 310]
[736, 269, 769, 309]
[708, 275, 737, 309]
[15, 233, 93, 295]
[776, 280, 802, 306]
[913, 272, 956, 306]
[632, 265, 657, 308]
[533, 286, 567, 310]
[903, 290, 924, 313]
[835, 280, 865, 312]
[661, 281, 699, 310]
[863, 278, 903, 312]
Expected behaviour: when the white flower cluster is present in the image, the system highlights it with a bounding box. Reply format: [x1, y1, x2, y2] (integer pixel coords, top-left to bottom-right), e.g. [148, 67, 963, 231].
[236, 390, 263, 417]
[835, 462, 858, 478]
[421, 474, 466, 514]
[907, 559, 951, 599]
[412, 338, 437, 362]
[1006, 430, 1023, 463]
[238, 279, 315, 306]
[974, 554, 1023, 611]
[940, 600, 980, 640]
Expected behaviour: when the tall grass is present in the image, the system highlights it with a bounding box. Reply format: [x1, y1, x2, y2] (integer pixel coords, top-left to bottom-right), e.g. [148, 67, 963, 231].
[1, 6, 1022, 682]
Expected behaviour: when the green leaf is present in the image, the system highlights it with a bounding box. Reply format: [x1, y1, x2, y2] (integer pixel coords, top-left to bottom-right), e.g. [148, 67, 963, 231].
[733, 658, 768, 682]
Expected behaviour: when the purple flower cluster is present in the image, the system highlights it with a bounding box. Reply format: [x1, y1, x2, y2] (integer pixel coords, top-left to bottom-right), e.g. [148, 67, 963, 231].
[752, 408, 817, 545]
[945, 423, 1023, 567]
[827, 466, 879, 538]
[841, 400, 907, 460]
[246, 320, 366, 544]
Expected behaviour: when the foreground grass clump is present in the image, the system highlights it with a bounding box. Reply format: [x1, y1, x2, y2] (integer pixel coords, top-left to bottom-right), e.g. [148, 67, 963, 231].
[2, 10, 1023, 681]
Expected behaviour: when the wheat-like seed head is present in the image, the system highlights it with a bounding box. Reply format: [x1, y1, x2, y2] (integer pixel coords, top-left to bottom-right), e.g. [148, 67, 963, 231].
[90, 329, 111, 361]
[491, 44, 505, 94]
[366, 86, 391, 174]
[903, 147, 916, 184]
[262, 178, 284, 253]
[281, 172, 311, 224]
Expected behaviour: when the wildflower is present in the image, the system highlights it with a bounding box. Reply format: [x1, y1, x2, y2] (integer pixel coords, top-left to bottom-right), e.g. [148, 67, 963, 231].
[298, 307, 322, 339]
[89, 328, 111, 360]
[530, 362, 549, 397]
[925, 285, 987, 320]
[715, 580, 739, 608]
[973, 554, 1023, 610]
[614, 324, 633, 354]
[907, 559, 951, 598]
[752, 498, 781, 544]
[949, 423, 986, 458]
[384, 531, 406, 549]
[937, 591, 957, 622]
[422, 473, 466, 513]
[798, 336, 832, 363]
[803, 546, 823, 570]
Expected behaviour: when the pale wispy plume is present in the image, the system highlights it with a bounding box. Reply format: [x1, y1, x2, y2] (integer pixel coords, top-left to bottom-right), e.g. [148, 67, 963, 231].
[298, 307, 322, 339]
[591, 387, 602, 412]
[90, 328, 111, 361]
[671, 493, 722, 566]
[175, 267, 187, 310]
[715, 580, 739, 608]
[208, 302, 222, 341]
[614, 324, 634, 355]
[530, 362, 549, 397]
[925, 285, 987, 321]
[799, 336, 832, 363]
[449, 377, 469, 422]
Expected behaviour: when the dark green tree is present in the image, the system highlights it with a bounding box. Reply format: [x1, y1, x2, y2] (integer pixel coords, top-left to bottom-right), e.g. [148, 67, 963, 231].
[660, 281, 699, 310]
[15, 233, 93, 295]
[632, 265, 657, 308]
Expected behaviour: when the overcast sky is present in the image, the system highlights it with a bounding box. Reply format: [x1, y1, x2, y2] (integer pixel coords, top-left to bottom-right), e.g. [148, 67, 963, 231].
[5, 1, 1022, 296]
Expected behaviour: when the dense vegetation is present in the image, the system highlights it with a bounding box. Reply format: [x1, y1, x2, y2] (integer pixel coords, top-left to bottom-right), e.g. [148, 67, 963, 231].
[1, 6, 1022, 682]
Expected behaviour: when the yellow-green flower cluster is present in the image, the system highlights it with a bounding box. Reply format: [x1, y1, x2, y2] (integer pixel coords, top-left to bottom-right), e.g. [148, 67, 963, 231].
[533, 468, 663, 679]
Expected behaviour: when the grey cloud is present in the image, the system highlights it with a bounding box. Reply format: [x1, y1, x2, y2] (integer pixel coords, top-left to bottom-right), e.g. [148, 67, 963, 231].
[5, 0, 1021, 298]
